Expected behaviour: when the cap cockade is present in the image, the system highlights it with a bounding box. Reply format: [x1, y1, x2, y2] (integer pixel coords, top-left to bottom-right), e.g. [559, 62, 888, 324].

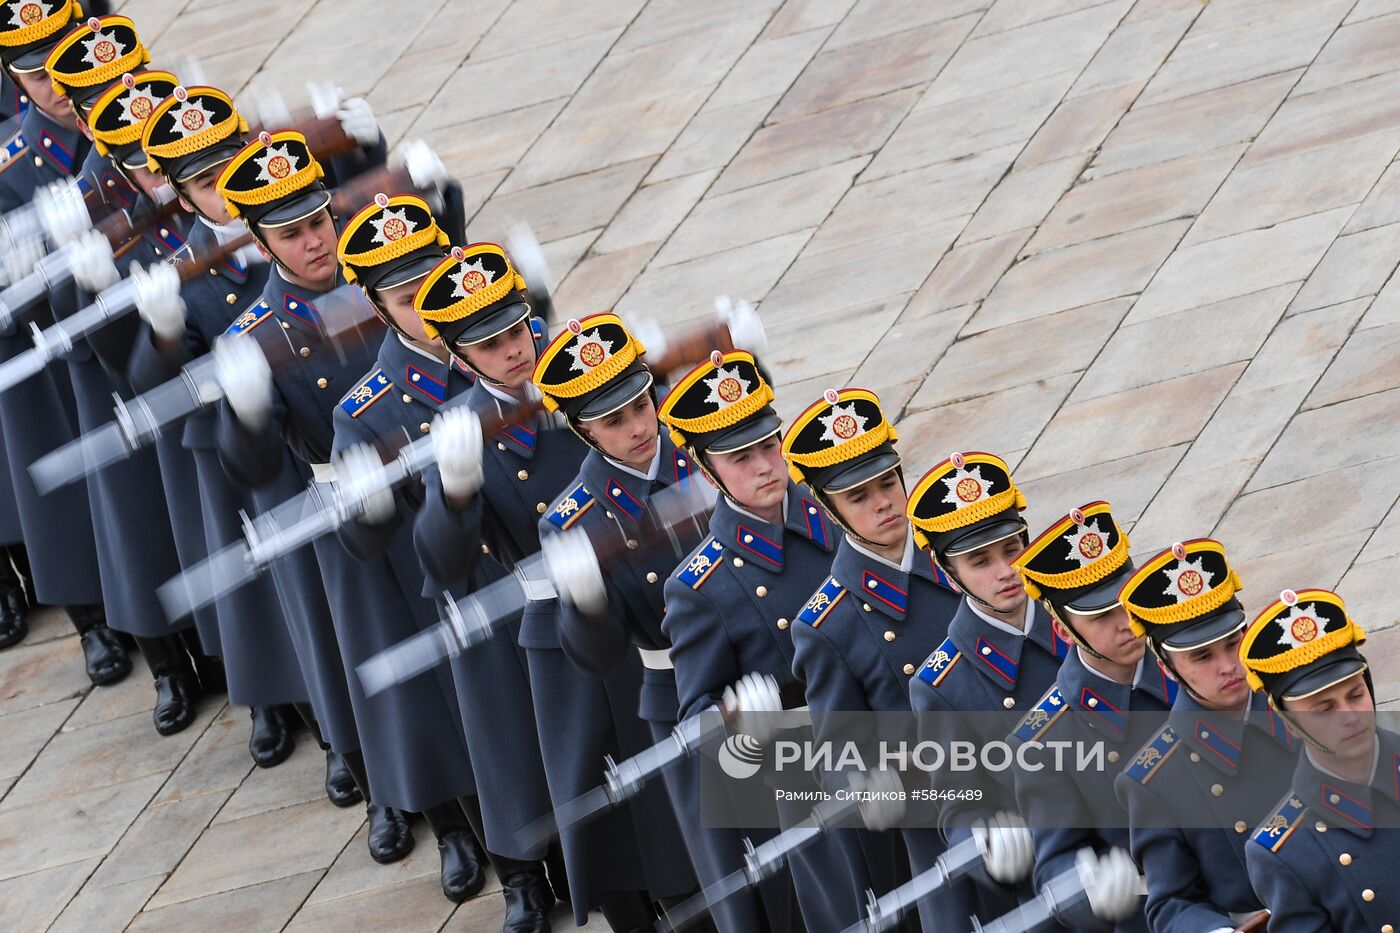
[1014, 501, 1132, 615]
[906, 451, 1027, 557]
[782, 387, 899, 494]
[658, 349, 780, 455]
[1120, 539, 1245, 649]
[1241, 588, 1368, 702]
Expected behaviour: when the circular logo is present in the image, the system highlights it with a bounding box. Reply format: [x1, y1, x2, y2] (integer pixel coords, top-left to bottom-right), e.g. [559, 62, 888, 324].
[93, 40, 116, 63]
[956, 477, 982, 503]
[950, 451, 965, 469]
[180, 109, 205, 131]
[1177, 570, 1204, 596]
[832, 414, 857, 439]
[567, 318, 582, 336]
[173, 85, 188, 102]
[129, 95, 153, 120]
[718, 733, 764, 781]
[1070, 508, 1085, 526]
[373, 192, 390, 208]
[823, 388, 840, 405]
[1078, 533, 1103, 559]
[258, 130, 272, 146]
[578, 341, 605, 368]
[266, 155, 291, 179]
[1280, 588, 1298, 606]
[451, 246, 465, 262]
[717, 377, 743, 403]
[709, 349, 724, 368]
[19, 3, 44, 25]
[460, 270, 487, 293]
[1290, 616, 1318, 643]
[121, 73, 135, 89]
[1172, 542, 1187, 561]
[381, 217, 408, 241]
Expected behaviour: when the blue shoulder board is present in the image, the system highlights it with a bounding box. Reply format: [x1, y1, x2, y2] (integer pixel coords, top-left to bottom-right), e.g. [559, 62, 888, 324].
[1251, 792, 1307, 853]
[1125, 724, 1179, 785]
[225, 301, 273, 335]
[548, 484, 594, 530]
[915, 635, 961, 688]
[1013, 685, 1066, 742]
[530, 317, 545, 340]
[675, 537, 724, 590]
[797, 577, 846, 629]
[0, 129, 24, 172]
[339, 369, 392, 419]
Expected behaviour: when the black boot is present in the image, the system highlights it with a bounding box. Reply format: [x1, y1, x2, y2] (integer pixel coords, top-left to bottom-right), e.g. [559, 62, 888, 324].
[423, 800, 487, 903]
[134, 634, 200, 735]
[248, 706, 295, 768]
[69, 604, 131, 686]
[600, 891, 656, 933]
[182, 628, 227, 696]
[497, 857, 554, 933]
[323, 749, 363, 807]
[0, 545, 29, 649]
[366, 803, 415, 864]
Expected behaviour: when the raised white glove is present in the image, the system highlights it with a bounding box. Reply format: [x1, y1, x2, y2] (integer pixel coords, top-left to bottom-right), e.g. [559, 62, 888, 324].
[542, 529, 606, 615]
[973, 811, 1032, 884]
[722, 671, 782, 742]
[397, 139, 448, 191]
[247, 82, 293, 129]
[432, 406, 484, 500]
[715, 295, 766, 356]
[131, 262, 185, 341]
[212, 334, 272, 430]
[336, 97, 379, 147]
[67, 230, 118, 294]
[334, 443, 395, 525]
[306, 81, 344, 120]
[507, 222, 551, 294]
[848, 769, 906, 832]
[36, 179, 90, 246]
[1076, 847, 1140, 923]
[2, 232, 45, 285]
[630, 318, 668, 360]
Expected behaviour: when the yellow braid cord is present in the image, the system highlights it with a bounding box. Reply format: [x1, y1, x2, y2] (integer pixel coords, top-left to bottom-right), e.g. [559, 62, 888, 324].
[144, 100, 246, 163]
[418, 271, 526, 324]
[786, 419, 898, 476]
[1129, 568, 1243, 627]
[1019, 531, 1131, 595]
[0, 0, 80, 49]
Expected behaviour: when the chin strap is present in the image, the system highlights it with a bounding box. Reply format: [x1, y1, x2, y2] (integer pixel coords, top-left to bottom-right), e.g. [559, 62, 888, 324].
[1043, 597, 1111, 662]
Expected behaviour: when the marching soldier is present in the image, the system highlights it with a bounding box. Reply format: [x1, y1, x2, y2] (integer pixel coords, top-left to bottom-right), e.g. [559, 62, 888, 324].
[42, 17, 219, 735]
[529, 313, 709, 929]
[0, 0, 129, 686]
[1007, 502, 1175, 930]
[1115, 539, 1294, 932]
[212, 130, 484, 873]
[1241, 589, 1399, 933]
[903, 452, 1052, 928]
[128, 83, 317, 770]
[334, 213, 558, 923]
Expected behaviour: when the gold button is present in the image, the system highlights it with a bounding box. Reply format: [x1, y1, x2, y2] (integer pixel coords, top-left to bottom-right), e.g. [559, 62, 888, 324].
[419, 422, 430, 433]
[981, 646, 992, 656]
[903, 663, 915, 676]
[733, 557, 744, 568]
[1329, 794, 1341, 805]
[626, 539, 638, 550]
[1382, 925, 1392, 933]
[1002, 697, 1015, 709]
[18, 94, 26, 103]
[299, 347, 311, 358]
[1316, 821, 1327, 832]
[481, 544, 490, 554]
[743, 534, 753, 543]
[1200, 730, 1209, 740]
[401, 393, 412, 403]
[517, 470, 529, 481]
[1086, 697, 1098, 708]
[153, 249, 162, 257]
[316, 377, 328, 389]
[777, 618, 789, 630]
[1362, 889, 1374, 902]
[498, 442, 507, 451]
[1235, 821, 1247, 834]
[209, 268, 218, 275]
[1211, 784, 1223, 797]
[1339, 853, 1352, 866]
[536, 502, 546, 513]
[33, 155, 42, 166]
[863, 603, 872, 612]
[807, 506, 817, 515]
[755, 586, 768, 598]
[159, 227, 169, 238]
[883, 631, 895, 642]
[677, 458, 686, 467]
[42, 137, 50, 148]
[1107, 751, 1119, 763]
[646, 572, 658, 584]
[280, 320, 290, 328]
[288, 301, 298, 310]
[411, 372, 420, 382]
[225, 293, 237, 304]
[1190, 753, 1201, 763]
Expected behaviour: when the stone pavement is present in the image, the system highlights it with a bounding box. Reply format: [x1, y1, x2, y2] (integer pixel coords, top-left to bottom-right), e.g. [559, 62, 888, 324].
[3, 0, 1400, 928]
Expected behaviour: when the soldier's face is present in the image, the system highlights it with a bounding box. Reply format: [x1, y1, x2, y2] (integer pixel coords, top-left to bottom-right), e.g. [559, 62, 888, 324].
[706, 436, 786, 516]
[1168, 629, 1248, 710]
[946, 537, 1027, 616]
[10, 68, 73, 127]
[828, 470, 908, 548]
[177, 163, 232, 222]
[259, 209, 337, 287]
[579, 393, 659, 469]
[125, 164, 170, 202]
[1284, 671, 1374, 759]
[373, 278, 434, 343]
[1059, 605, 1145, 667]
[458, 320, 536, 388]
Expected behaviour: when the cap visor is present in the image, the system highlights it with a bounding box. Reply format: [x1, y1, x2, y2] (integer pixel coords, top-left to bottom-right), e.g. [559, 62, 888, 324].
[369, 252, 443, 291]
[820, 451, 901, 494]
[1160, 606, 1247, 652]
[8, 42, 58, 72]
[940, 518, 1026, 558]
[704, 411, 783, 455]
[257, 189, 332, 228]
[172, 146, 239, 184]
[1063, 562, 1137, 614]
[451, 300, 532, 346]
[577, 369, 654, 421]
[1281, 658, 1369, 702]
[115, 144, 147, 171]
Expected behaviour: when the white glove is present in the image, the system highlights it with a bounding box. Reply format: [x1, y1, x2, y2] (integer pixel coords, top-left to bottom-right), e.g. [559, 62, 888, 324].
[1076, 847, 1140, 923]
[306, 81, 344, 120]
[36, 179, 90, 246]
[2, 232, 45, 285]
[630, 318, 668, 360]
[397, 139, 448, 191]
[131, 262, 186, 341]
[67, 230, 119, 294]
[336, 97, 379, 147]
[212, 334, 272, 430]
[432, 406, 484, 500]
[334, 443, 395, 525]
[722, 671, 782, 742]
[507, 222, 551, 294]
[848, 769, 906, 832]
[247, 83, 293, 129]
[973, 811, 1032, 884]
[542, 529, 606, 615]
[715, 295, 766, 356]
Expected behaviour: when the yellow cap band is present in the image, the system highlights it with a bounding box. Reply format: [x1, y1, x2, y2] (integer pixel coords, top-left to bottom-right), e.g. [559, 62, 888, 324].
[0, 0, 80, 49]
